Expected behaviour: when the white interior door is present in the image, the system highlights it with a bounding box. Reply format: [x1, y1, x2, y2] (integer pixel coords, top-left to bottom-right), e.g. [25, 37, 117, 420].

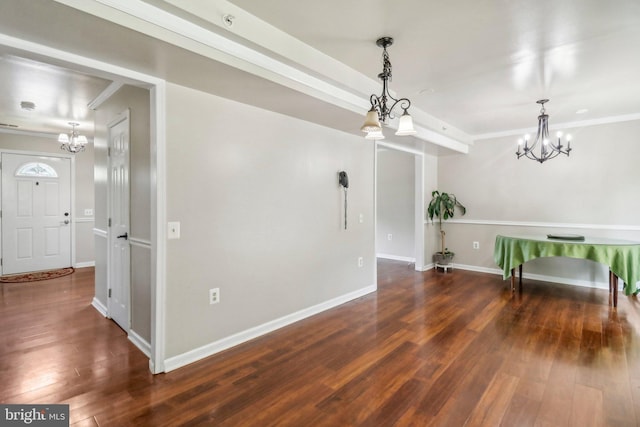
[1, 153, 71, 275]
[108, 111, 131, 331]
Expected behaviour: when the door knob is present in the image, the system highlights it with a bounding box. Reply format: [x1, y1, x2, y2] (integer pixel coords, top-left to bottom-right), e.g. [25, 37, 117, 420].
[61, 220, 70, 225]
[64, 212, 69, 217]
[117, 232, 128, 240]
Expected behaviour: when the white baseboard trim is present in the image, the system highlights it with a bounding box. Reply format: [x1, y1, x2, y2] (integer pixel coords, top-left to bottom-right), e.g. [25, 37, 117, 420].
[453, 263, 617, 290]
[163, 284, 377, 372]
[417, 262, 434, 272]
[376, 254, 416, 263]
[93, 298, 152, 360]
[453, 264, 499, 276]
[91, 297, 108, 317]
[129, 330, 151, 358]
[75, 261, 95, 268]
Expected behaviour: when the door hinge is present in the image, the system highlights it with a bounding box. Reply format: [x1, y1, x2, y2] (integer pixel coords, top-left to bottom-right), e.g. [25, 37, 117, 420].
[1, 258, 2, 267]
[108, 288, 112, 298]
[108, 218, 111, 227]
[108, 147, 111, 157]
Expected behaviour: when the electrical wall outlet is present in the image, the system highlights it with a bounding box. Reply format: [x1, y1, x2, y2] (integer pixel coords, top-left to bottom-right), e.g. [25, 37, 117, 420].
[387, 234, 393, 241]
[473, 241, 480, 249]
[168, 221, 181, 239]
[358, 257, 364, 267]
[209, 288, 220, 305]
[84, 208, 93, 216]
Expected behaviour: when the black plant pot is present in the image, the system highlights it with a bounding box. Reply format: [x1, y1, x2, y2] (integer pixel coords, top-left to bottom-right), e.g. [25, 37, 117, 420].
[433, 252, 454, 265]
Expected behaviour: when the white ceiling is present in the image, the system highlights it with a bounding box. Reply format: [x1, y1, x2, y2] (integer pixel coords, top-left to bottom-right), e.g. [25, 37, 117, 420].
[0, 52, 110, 137]
[1, 0, 639, 152]
[227, 0, 640, 135]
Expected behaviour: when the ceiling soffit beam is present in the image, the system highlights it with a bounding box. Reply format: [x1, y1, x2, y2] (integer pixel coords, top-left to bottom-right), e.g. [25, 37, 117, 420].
[53, 0, 470, 153]
[88, 81, 124, 110]
[162, 0, 471, 146]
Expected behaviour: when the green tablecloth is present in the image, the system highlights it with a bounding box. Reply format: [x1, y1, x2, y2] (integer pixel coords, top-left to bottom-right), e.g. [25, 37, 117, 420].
[494, 235, 640, 295]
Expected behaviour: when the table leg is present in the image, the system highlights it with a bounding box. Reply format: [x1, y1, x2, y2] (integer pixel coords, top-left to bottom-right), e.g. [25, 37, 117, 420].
[510, 268, 515, 293]
[609, 269, 619, 308]
[609, 269, 613, 294]
[518, 264, 523, 293]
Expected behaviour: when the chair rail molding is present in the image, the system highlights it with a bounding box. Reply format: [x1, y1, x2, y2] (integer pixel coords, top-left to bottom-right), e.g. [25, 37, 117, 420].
[129, 236, 152, 249]
[93, 228, 108, 239]
[430, 219, 640, 232]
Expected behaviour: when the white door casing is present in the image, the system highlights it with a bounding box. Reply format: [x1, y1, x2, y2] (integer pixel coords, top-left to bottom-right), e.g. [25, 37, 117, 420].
[108, 110, 131, 331]
[1, 153, 72, 275]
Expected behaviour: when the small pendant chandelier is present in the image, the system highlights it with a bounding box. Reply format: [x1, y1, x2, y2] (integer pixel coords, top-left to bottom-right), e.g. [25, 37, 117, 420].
[361, 37, 416, 139]
[516, 99, 572, 163]
[59, 122, 88, 153]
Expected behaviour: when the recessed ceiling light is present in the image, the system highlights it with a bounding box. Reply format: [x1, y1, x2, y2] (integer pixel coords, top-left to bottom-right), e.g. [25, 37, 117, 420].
[20, 101, 36, 111]
[575, 108, 588, 114]
[418, 88, 435, 95]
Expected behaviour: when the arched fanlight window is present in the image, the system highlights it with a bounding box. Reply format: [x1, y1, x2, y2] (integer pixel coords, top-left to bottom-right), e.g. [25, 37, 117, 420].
[15, 162, 58, 178]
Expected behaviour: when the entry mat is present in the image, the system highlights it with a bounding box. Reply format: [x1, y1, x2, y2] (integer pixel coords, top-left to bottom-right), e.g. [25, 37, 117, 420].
[0, 267, 75, 283]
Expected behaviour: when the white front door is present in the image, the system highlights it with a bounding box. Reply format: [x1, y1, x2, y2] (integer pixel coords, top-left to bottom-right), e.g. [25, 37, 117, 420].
[1, 153, 72, 275]
[108, 111, 131, 331]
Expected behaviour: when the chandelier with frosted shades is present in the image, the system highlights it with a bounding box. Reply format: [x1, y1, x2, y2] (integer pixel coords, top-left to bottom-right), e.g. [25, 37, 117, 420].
[59, 122, 88, 153]
[361, 37, 417, 140]
[516, 99, 572, 163]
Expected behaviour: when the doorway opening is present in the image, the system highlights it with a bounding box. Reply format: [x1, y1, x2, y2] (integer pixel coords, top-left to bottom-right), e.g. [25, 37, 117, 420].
[375, 141, 425, 272]
[0, 39, 166, 373]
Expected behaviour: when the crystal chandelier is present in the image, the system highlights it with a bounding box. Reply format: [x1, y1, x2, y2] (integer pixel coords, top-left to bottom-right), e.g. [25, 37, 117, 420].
[361, 37, 416, 138]
[58, 122, 88, 153]
[516, 100, 572, 163]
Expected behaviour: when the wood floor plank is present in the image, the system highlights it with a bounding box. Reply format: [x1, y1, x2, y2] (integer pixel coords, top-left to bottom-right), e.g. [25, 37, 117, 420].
[535, 377, 575, 426]
[571, 383, 604, 427]
[499, 378, 545, 427]
[2, 262, 640, 425]
[631, 378, 640, 423]
[464, 372, 520, 427]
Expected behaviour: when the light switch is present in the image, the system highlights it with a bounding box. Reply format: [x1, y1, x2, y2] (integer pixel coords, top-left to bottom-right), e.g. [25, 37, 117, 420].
[167, 221, 181, 239]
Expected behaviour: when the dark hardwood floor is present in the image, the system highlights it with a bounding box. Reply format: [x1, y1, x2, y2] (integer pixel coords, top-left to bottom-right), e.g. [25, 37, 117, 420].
[1, 261, 640, 426]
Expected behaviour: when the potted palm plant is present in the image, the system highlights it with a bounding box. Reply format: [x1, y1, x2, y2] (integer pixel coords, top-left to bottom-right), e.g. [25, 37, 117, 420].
[427, 190, 466, 265]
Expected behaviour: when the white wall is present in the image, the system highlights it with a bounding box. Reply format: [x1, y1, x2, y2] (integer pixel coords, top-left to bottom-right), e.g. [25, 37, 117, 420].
[435, 119, 640, 287]
[0, 132, 95, 266]
[164, 83, 375, 360]
[376, 148, 415, 261]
